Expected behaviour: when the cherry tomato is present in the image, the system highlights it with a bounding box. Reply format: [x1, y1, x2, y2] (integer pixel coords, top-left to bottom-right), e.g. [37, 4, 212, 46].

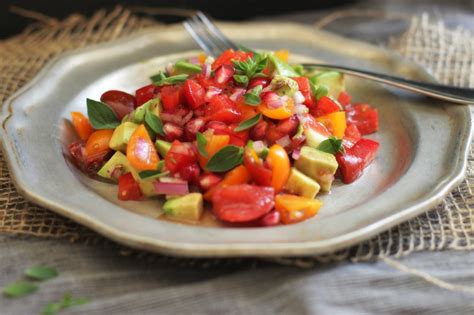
[135, 84, 157, 107]
[198, 134, 229, 169]
[100, 90, 136, 120]
[165, 140, 198, 174]
[183, 79, 206, 109]
[211, 184, 275, 223]
[317, 111, 347, 139]
[212, 49, 252, 70]
[275, 194, 322, 224]
[266, 144, 290, 192]
[314, 96, 341, 117]
[259, 95, 294, 120]
[207, 121, 248, 147]
[71, 112, 93, 141]
[291, 77, 315, 108]
[127, 124, 160, 171]
[118, 173, 143, 201]
[85, 129, 114, 158]
[206, 95, 242, 123]
[69, 140, 109, 175]
[243, 147, 272, 186]
[346, 103, 379, 135]
[161, 85, 183, 112]
[204, 165, 250, 201]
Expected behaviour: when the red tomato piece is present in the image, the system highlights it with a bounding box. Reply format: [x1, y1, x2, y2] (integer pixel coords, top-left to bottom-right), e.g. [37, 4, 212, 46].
[314, 96, 341, 117]
[346, 103, 379, 135]
[249, 119, 268, 141]
[198, 173, 222, 191]
[100, 90, 136, 120]
[336, 138, 379, 183]
[349, 138, 379, 167]
[264, 115, 299, 145]
[292, 77, 315, 107]
[183, 79, 206, 109]
[161, 85, 183, 112]
[207, 121, 248, 147]
[212, 49, 252, 70]
[338, 91, 352, 107]
[248, 77, 270, 89]
[118, 173, 143, 201]
[211, 184, 275, 223]
[164, 140, 198, 174]
[342, 124, 361, 149]
[243, 148, 273, 186]
[135, 84, 157, 107]
[68, 140, 110, 175]
[206, 95, 242, 123]
[214, 64, 235, 86]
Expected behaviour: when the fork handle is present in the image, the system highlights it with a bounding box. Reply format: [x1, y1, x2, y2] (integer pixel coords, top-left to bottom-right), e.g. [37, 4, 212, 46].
[301, 63, 474, 104]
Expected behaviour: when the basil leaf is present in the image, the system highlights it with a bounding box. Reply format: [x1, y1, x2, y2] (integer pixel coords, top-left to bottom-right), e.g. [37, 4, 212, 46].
[3, 281, 38, 298]
[234, 113, 262, 132]
[174, 60, 202, 74]
[25, 266, 58, 281]
[144, 111, 164, 137]
[206, 145, 244, 172]
[244, 85, 263, 106]
[196, 132, 208, 158]
[317, 136, 344, 155]
[151, 72, 188, 86]
[150, 72, 167, 82]
[233, 74, 249, 86]
[139, 170, 169, 180]
[86, 99, 120, 129]
[41, 293, 88, 315]
[293, 64, 305, 76]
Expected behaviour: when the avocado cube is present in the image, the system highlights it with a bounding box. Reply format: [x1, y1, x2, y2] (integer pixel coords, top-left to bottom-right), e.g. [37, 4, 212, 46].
[295, 146, 338, 192]
[304, 127, 329, 149]
[109, 122, 138, 152]
[269, 75, 299, 97]
[131, 98, 161, 124]
[97, 151, 131, 180]
[162, 193, 203, 222]
[268, 53, 299, 77]
[285, 168, 320, 198]
[155, 140, 171, 158]
[310, 71, 345, 99]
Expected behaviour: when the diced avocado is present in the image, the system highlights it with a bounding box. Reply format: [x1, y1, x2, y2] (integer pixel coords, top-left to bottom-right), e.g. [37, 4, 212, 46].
[285, 168, 320, 198]
[310, 71, 345, 99]
[268, 53, 299, 77]
[155, 140, 171, 158]
[97, 151, 131, 180]
[304, 127, 329, 149]
[269, 75, 299, 97]
[162, 193, 203, 222]
[295, 146, 338, 192]
[131, 98, 161, 123]
[174, 60, 202, 74]
[109, 122, 138, 152]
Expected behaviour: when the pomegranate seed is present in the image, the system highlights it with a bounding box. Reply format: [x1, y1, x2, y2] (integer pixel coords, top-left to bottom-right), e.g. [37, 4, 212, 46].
[198, 173, 222, 191]
[163, 123, 184, 142]
[179, 164, 201, 183]
[214, 64, 234, 85]
[258, 211, 280, 227]
[184, 118, 206, 141]
[249, 119, 268, 141]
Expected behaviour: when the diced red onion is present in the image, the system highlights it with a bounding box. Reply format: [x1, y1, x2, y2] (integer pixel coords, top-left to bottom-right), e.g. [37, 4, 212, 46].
[154, 180, 189, 195]
[205, 86, 222, 101]
[182, 111, 193, 125]
[201, 63, 211, 79]
[134, 138, 151, 161]
[165, 63, 174, 75]
[229, 88, 246, 102]
[293, 91, 305, 104]
[188, 57, 200, 65]
[204, 56, 215, 64]
[292, 149, 301, 160]
[263, 92, 284, 109]
[295, 104, 309, 115]
[275, 135, 291, 148]
[252, 140, 266, 153]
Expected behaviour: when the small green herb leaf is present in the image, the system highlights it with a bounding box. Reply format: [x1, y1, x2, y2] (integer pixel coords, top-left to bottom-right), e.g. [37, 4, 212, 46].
[206, 145, 244, 172]
[25, 266, 58, 281]
[86, 99, 120, 130]
[144, 111, 164, 137]
[311, 84, 329, 100]
[3, 281, 38, 298]
[244, 85, 263, 106]
[317, 136, 344, 155]
[233, 74, 249, 86]
[151, 72, 188, 86]
[196, 132, 208, 158]
[234, 113, 262, 132]
[41, 292, 89, 315]
[138, 170, 169, 180]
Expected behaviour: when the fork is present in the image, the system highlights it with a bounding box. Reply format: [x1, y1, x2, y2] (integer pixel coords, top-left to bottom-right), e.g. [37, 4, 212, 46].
[184, 12, 474, 105]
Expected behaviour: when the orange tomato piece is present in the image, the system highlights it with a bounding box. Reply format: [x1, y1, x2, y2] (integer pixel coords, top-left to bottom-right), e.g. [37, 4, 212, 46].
[198, 53, 207, 64]
[199, 134, 230, 168]
[317, 111, 347, 138]
[126, 124, 160, 171]
[85, 129, 114, 158]
[275, 194, 322, 224]
[274, 49, 289, 63]
[236, 98, 259, 120]
[71, 112, 93, 141]
[266, 144, 290, 192]
[259, 98, 294, 120]
[204, 165, 250, 200]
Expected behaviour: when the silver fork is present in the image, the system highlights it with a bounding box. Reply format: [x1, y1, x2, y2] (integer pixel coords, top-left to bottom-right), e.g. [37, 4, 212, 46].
[184, 11, 474, 105]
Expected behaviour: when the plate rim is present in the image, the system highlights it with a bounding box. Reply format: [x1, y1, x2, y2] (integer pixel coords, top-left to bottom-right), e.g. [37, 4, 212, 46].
[1, 22, 472, 257]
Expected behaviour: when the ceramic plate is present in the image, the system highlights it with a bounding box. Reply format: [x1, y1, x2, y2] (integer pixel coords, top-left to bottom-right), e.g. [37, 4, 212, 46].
[1, 23, 471, 257]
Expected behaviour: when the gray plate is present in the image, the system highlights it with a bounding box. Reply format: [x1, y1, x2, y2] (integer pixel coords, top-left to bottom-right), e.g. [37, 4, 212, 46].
[1, 23, 471, 257]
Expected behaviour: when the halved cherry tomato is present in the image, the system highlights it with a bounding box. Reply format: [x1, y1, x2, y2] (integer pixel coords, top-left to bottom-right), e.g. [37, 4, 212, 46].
[346, 103, 378, 135]
[212, 49, 252, 70]
[292, 77, 315, 108]
[183, 79, 206, 109]
[69, 140, 109, 175]
[71, 112, 93, 141]
[85, 129, 114, 158]
[317, 111, 346, 138]
[243, 147, 272, 186]
[314, 96, 341, 117]
[204, 165, 250, 201]
[211, 184, 275, 223]
[161, 85, 183, 112]
[259, 97, 294, 120]
[206, 95, 241, 123]
[127, 124, 160, 171]
[100, 90, 136, 120]
[266, 144, 290, 192]
[118, 172, 142, 201]
[165, 140, 198, 174]
[135, 84, 157, 107]
[236, 97, 259, 120]
[198, 134, 230, 168]
[275, 194, 322, 224]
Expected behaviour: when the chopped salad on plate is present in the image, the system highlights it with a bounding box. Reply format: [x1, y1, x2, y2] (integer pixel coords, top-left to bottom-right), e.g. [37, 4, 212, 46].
[68, 49, 379, 226]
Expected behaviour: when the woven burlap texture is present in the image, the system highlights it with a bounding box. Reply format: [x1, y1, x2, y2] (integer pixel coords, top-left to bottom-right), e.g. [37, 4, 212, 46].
[0, 8, 472, 264]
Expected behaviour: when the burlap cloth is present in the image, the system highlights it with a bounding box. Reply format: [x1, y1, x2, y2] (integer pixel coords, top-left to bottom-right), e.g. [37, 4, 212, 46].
[0, 7, 472, 267]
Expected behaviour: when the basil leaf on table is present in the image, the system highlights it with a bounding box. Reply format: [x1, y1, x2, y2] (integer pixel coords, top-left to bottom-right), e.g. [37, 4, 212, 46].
[41, 292, 89, 315]
[196, 132, 208, 158]
[144, 110, 164, 137]
[3, 281, 38, 298]
[86, 99, 120, 129]
[25, 266, 58, 281]
[206, 145, 244, 172]
[317, 136, 344, 155]
[234, 113, 262, 132]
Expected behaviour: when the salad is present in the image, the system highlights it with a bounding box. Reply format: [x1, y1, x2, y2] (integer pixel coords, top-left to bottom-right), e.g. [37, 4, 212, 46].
[68, 49, 379, 226]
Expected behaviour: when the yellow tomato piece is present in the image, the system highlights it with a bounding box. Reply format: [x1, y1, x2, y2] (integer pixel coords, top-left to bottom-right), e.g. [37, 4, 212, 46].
[71, 112, 93, 141]
[266, 144, 290, 192]
[317, 111, 346, 138]
[275, 194, 322, 224]
[199, 134, 230, 169]
[259, 98, 294, 120]
[274, 50, 289, 63]
[204, 165, 250, 200]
